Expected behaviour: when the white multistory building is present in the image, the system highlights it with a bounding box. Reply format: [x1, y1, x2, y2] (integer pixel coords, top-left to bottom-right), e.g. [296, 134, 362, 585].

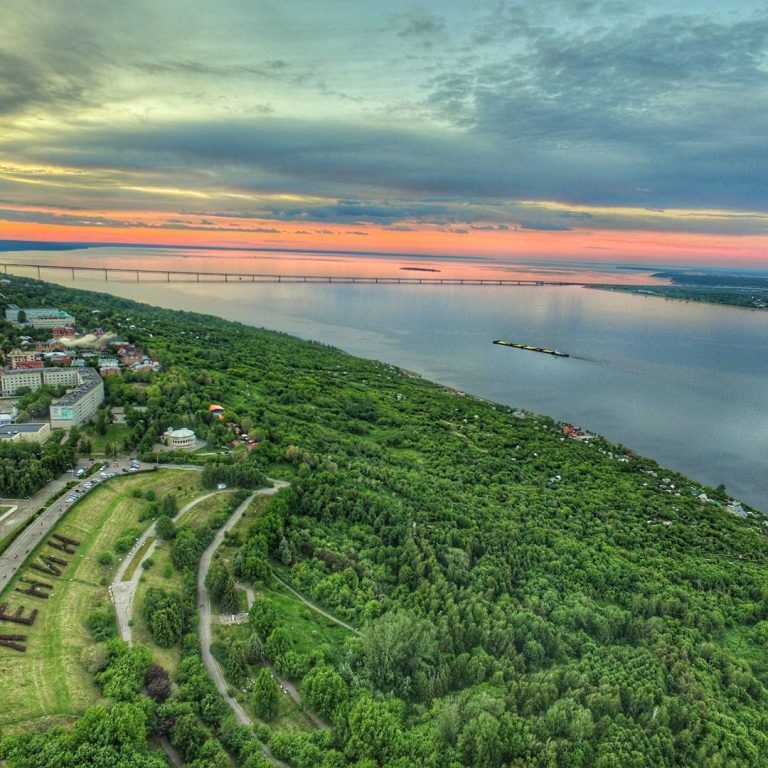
[0, 367, 104, 429]
[5, 305, 76, 329]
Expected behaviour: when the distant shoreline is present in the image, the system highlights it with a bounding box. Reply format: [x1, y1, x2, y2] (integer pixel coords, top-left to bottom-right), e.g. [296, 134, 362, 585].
[589, 283, 768, 311]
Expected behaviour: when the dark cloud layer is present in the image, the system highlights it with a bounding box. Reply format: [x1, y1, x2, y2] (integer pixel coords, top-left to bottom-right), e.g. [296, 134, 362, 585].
[0, 1, 767, 237]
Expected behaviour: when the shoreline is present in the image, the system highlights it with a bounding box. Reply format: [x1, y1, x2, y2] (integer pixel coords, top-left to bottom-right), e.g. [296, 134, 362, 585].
[4, 274, 766, 512]
[588, 283, 768, 311]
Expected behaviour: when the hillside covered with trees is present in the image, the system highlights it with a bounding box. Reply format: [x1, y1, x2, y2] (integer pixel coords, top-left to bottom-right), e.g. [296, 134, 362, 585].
[2, 277, 768, 767]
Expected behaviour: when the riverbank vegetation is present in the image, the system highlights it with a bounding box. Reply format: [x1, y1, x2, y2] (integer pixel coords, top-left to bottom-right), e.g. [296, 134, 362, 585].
[2, 277, 768, 766]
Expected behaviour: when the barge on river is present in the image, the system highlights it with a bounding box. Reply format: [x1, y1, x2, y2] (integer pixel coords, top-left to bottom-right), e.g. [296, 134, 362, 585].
[493, 340, 569, 357]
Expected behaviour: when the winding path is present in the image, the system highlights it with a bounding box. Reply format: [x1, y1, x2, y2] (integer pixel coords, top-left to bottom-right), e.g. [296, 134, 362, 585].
[237, 578, 329, 730]
[271, 573, 362, 636]
[111, 489, 232, 641]
[198, 481, 291, 767]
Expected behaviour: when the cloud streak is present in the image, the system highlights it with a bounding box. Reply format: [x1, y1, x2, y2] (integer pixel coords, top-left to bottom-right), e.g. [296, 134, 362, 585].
[0, 1, 766, 264]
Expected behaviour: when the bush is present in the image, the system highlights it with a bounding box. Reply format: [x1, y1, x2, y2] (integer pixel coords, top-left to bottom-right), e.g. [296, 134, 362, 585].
[86, 609, 117, 642]
[97, 551, 114, 566]
[142, 587, 186, 647]
[145, 664, 172, 702]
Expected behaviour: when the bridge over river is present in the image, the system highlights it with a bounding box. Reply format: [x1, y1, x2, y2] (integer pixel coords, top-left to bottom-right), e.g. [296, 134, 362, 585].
[0, 261, 583, 287]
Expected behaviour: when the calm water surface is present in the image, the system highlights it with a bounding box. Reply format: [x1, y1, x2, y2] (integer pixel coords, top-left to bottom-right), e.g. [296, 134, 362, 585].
[35, 275, 768, 512]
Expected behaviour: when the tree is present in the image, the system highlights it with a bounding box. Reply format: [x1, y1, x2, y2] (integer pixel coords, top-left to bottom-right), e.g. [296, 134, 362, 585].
[142, 588, 185, 647]
[156, 515, 176, 541]
[219, 572, 240, 615]
[265, 626, 291, 662]
[247, 633, 263, 664]
[278, 536, 293, 565]
[359, 610, 439, 701]
[170, 712, 209, 761]
[71, 701, 147, 751]
[249, 597, 278, 639]
[252, 668, 278, 722]
[161, 493, 178, 516]
[171, 526, 202, 570]
[207, 562, 239, 613]
[95, 640, 152, 702]
[145, 664, 172, 702]
[301, 665, 348, 722]
[458, 712, 503, 768]
[224, 640, 248, 686]
[345, 696, 402, 764]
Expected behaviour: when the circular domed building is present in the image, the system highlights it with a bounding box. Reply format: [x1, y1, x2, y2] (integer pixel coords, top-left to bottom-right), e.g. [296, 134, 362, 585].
[163, 427, 196, 449]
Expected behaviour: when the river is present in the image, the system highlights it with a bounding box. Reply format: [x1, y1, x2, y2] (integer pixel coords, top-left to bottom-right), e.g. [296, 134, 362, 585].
[3, 249, 767, 511]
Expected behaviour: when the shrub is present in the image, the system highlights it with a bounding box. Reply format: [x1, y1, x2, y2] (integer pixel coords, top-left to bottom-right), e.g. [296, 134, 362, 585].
[86, 609, 117, 642]
[145, 664, 172, 702]
[97, 551, 114, 566]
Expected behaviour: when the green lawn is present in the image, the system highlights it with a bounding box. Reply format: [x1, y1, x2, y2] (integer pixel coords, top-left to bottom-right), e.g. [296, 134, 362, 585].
[216, 494, 271, 554]
[0, 469, 201, 732]
[0, 506, 11, 515]
[132, 541, 185, 674]
[258, 576, 353, 665]
[181, 491, 233, 530]
[82, 423, 131, 455]
[122, 536, 156, 581]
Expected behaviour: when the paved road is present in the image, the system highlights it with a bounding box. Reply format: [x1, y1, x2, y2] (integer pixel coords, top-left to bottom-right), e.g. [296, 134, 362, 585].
[198, 481, 291, 767]
[0, 460, 89, 544]
[111, 490, 233, 641]
[0, 459, 149, 596]
[272, 573, 361, 636]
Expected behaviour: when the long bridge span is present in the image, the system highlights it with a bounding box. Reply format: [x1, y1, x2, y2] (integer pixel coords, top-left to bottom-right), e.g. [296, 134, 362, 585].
[0, 261, 584, 287]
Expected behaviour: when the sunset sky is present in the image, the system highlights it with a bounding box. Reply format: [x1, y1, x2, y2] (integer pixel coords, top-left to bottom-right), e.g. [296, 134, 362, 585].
[2, 0, 767, 268]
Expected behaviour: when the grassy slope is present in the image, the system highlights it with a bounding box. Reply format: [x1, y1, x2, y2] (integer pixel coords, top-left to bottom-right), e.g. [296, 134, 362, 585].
[131, 491, 231, 673]
[0, 469, 200, 731]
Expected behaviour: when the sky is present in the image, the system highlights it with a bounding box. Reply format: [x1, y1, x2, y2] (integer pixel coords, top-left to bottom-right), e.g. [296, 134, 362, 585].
[1, 0, 767, 268]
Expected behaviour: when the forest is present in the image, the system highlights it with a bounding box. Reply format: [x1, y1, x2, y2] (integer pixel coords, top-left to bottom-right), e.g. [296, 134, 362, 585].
[1, 277, 768, 767]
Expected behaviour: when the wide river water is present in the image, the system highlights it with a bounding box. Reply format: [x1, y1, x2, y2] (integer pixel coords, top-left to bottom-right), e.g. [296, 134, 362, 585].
[3, 250, 767, 510]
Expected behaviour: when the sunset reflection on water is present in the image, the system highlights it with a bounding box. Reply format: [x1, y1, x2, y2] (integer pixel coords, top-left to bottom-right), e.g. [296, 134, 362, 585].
[0, 246, 669, 285]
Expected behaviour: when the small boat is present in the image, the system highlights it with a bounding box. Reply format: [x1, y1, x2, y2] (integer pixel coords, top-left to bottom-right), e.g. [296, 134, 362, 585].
[493, 340, 569, 357]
